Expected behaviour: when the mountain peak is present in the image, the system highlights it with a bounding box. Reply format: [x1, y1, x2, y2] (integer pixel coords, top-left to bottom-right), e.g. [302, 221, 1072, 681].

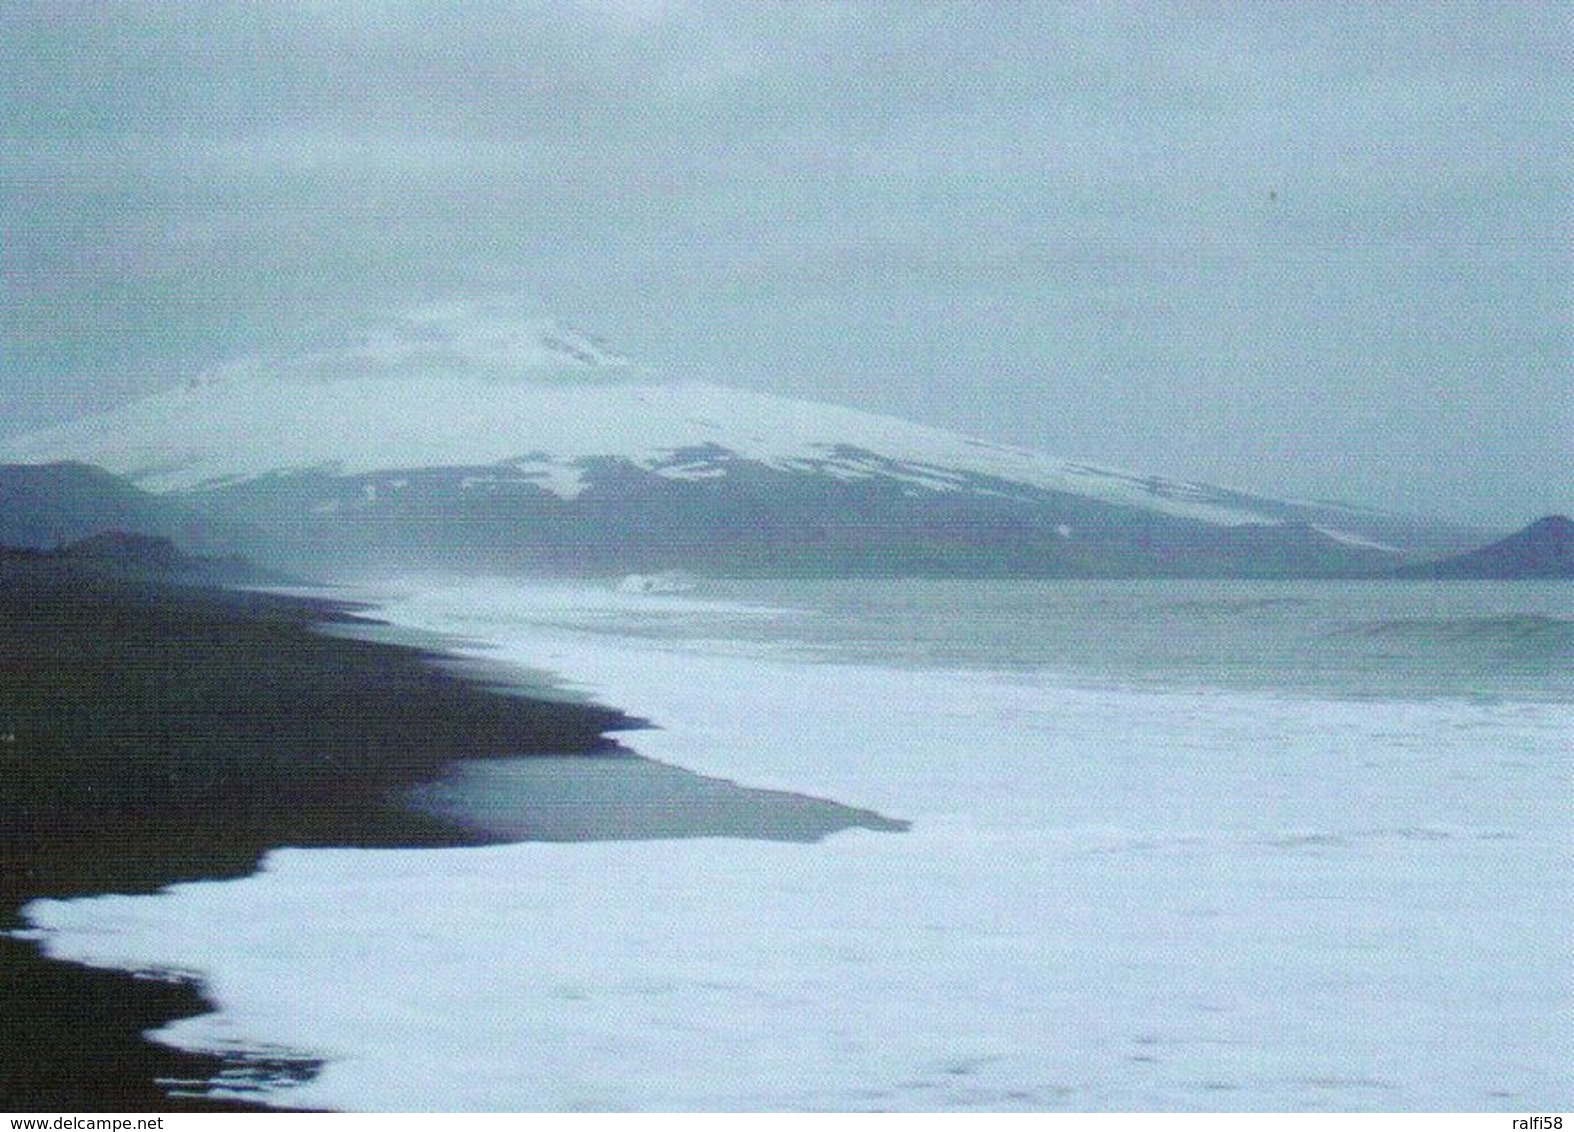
[1522, 514, 1574, 539]
[189, 303, 637, 393]
[1396, 514, 1574, 579]
[390, 302, 633, 370]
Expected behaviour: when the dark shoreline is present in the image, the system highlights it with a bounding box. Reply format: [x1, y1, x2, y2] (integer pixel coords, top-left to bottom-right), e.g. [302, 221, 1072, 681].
[1, 568, 636, 1111]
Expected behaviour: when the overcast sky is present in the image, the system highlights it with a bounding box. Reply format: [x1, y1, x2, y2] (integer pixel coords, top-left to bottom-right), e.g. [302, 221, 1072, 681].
[2, 1, 1568, 525]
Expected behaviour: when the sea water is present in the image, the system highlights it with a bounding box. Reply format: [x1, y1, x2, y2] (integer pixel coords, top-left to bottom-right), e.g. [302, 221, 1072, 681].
[18, 579, 1573, 1111]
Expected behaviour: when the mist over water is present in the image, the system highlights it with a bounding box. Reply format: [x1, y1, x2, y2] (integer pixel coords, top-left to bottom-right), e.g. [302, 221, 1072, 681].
[437, 578, 1574, 703]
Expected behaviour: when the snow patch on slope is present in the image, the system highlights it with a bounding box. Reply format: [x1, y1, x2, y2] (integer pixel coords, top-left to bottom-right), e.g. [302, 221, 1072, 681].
[4, 376, 1271, 526]
[1309, 525, 1405, 555]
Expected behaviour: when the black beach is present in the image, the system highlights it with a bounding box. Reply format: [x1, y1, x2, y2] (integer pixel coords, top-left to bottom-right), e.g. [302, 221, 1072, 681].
[0, 560, 633, 1110]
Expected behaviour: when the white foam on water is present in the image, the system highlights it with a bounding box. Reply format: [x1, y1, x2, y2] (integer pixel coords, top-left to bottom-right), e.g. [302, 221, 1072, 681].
[18, 578, 1573, 1111]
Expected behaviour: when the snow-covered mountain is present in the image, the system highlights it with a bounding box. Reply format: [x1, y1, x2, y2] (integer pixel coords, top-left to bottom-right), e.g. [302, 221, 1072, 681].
[0, 306, 1475, 577]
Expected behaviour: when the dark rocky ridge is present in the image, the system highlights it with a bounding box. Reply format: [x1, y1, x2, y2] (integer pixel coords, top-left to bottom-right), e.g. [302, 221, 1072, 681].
[194, 452, 1470, 580]
[1, 528, 294, 586]
[5, 451, 1490, 580]
[0, 461, 254, 556]
[1396, 515, 1574, 579]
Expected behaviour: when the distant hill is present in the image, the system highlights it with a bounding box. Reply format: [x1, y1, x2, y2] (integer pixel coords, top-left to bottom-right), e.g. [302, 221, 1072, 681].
[0, 530, 293, 587]
[0, 461, 255, 556]
[1395, 515, 1574, 580]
